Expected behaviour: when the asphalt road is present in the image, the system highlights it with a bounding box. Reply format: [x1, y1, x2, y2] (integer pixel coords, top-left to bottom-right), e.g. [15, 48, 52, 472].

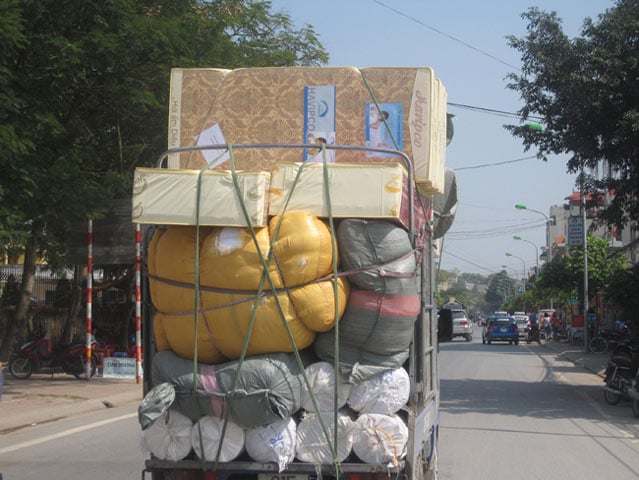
[438, 336, 639, 480]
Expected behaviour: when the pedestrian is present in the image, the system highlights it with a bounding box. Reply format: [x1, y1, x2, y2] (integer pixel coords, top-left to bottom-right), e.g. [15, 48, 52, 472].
[550, 312, 560, 341]
[542, 313, 551, 341]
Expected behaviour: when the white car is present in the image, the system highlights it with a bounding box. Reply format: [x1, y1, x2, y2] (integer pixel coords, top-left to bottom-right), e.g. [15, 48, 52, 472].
[513, 314, 529, 338]
[451, 309, 473, 342]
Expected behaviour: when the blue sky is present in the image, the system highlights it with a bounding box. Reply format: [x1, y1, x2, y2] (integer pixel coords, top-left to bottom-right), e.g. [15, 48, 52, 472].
[269, 0, 613, 277]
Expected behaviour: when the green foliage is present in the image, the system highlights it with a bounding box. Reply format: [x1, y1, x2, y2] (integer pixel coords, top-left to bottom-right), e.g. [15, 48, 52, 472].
[1, 274, 19, 307]
[485, 271, 516, 310]
[606, 265, 639, 327]
[0, 0, 328, 264]
[506, 1, 639, 229]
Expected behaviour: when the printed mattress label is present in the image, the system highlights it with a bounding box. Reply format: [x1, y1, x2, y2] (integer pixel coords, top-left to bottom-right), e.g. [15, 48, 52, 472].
[304, 85, 336, 162]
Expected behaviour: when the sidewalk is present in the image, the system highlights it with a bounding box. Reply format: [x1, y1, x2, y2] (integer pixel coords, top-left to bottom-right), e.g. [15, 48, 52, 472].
[541, 337, 608, 378]
[0, 372, 143, 434]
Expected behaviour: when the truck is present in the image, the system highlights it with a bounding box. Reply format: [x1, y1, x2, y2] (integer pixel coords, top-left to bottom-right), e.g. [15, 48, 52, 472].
[136, 66, 454, 480]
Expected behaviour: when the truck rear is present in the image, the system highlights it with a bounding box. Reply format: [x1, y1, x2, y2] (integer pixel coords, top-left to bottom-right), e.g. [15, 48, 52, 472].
[135, 66, 449, 480]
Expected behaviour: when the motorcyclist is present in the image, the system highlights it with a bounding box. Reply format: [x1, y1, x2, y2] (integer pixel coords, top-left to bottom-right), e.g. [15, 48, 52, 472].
[526, 313, 540, 344]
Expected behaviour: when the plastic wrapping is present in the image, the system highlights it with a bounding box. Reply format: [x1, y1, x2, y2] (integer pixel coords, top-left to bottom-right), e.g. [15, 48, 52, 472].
[245, 417, 297, 472]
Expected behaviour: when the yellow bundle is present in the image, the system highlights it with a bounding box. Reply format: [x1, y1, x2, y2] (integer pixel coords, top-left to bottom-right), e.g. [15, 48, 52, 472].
[148, 211, 348, 361]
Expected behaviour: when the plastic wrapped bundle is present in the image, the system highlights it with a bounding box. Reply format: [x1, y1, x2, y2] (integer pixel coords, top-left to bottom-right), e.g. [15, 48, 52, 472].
[191, 415, 245, 462]
[149, 350, 303, 428]
[295, 410, 354, 464]
[300, 361, 352, 412]
[313, 290, 419, 383]
[347, 368, 410, 414]
[352, 414, 408, 466]
[337, 219, 416, 295]
[142, 410, 193, 461]
[245, 417, 297, 472]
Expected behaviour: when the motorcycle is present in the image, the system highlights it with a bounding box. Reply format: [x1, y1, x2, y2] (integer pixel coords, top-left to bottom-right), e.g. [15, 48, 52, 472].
[602, 351, 639, 405]
[9, 330, 97, 380]
[525, 323, 541, 344]
[590, 327, 630, 355]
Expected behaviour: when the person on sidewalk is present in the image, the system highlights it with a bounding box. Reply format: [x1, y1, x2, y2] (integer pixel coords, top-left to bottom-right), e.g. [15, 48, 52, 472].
[550, 312, 560, 341]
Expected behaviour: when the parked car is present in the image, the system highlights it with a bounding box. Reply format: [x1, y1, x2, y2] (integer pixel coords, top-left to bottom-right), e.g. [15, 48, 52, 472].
[451, 309, 473, 342]
[438, 308, 473, 342]
[513, 313, 529, 338]
[482, 315, 519, 345]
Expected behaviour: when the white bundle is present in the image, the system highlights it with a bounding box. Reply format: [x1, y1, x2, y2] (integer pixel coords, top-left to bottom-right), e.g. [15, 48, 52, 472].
[295, 410, 354, 464]
[352, 413, 408, 466]
[143, 410, 193, 461]
[191, 415, 245, 462]
[300, 361, 352, 412]
[347, 367, 410, 414]
[245, 417, 297, 472]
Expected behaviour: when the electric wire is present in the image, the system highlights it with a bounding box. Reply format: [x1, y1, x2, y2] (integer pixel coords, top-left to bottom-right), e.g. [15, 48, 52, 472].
[372, 0, 522, 71]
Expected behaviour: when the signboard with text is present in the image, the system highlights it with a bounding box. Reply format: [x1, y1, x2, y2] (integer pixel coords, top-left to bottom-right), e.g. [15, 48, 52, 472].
[102, 357, 142, 379]
[567, 216, 584, 246]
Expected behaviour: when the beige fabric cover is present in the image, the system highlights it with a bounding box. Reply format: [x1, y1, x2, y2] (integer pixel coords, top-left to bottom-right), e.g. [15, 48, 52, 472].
[167, 66, 446, 194]
[132, 168, 270, 227]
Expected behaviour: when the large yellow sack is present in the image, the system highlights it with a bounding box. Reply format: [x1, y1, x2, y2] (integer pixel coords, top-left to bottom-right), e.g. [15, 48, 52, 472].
[148, 226, 212, 313]
[199, 211, 334, 290]
[153, 311, 226, 364]
[148, 212, 348, 361]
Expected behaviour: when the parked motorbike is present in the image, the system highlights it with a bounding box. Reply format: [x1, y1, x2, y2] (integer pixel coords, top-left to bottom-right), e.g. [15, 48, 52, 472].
[602, 351, 639, 405]
[9, 330, 97, 380]
[610, 338, 639, 359]
[590, 327, 630, 355]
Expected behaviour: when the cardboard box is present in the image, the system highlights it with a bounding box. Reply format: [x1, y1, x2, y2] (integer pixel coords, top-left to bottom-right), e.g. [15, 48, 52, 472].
[167, 67, 446, 194]
[268, 162, 421, 230]
[132, 168, 270, 227]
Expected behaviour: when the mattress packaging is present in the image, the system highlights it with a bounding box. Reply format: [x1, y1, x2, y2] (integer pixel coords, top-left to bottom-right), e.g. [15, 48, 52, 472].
[268, 162, 416, 229]
[167, 66, 446, 194]
[168, 68, 231, 169]
[131, 167, 270, 227]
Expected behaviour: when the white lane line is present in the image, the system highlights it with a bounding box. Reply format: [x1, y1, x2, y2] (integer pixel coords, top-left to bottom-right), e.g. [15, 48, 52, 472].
[0, 412, 137, 455]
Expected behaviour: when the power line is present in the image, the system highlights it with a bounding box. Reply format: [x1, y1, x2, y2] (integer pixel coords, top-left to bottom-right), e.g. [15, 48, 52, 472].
[448, 102, 543, 121]
[372, 0, 521, 71]
[454, 155, 538, 171]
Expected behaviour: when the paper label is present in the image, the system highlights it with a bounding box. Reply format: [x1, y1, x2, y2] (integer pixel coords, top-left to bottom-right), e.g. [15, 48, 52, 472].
[195, 123, 231, 169]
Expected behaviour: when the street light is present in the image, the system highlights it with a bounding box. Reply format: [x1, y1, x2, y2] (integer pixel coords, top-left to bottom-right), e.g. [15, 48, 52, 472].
[505, 252, 526, 292]
[513, 235, 539, 275]
[515, 204, 553, 262]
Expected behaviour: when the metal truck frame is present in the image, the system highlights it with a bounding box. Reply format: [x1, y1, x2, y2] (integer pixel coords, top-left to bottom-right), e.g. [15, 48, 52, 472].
[140, 143, 439, 480]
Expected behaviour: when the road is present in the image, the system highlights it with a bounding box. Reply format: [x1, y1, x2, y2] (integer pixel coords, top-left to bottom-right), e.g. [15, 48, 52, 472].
[0, 402, 144, 479]
[2, 336, 639, 479]
[438, 336, 639, 480]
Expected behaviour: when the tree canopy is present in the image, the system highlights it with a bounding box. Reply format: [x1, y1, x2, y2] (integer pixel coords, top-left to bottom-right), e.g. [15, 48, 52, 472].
[506, 0, 639, 230]
[0, 0, 328, 359]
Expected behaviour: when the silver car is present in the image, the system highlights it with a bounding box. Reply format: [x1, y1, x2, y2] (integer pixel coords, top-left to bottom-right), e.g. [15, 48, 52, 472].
[451, 309, 473, 342]
[513, 314, 529, 338]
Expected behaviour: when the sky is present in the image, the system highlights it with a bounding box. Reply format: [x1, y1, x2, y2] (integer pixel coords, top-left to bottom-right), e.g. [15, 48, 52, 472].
[268, 0, 614, 278]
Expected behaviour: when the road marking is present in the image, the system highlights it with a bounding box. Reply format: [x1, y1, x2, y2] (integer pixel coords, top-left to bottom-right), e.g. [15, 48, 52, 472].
[0, 412, 137, 455]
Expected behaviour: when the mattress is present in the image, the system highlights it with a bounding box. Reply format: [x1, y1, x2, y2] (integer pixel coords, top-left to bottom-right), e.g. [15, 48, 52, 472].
[167, 67, 446, 194]
[268, 162, 418, 230]
[167, 68, 230, 169]
[132, 167, 270, 227]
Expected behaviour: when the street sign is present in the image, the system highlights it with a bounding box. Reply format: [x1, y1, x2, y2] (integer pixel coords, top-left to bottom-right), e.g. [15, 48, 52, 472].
[567, 216, 584, 246]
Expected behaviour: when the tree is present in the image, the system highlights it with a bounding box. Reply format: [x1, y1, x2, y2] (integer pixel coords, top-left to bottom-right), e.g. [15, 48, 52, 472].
[506, 1, 639, 230]
[485, 271, 516, 311]
[606, 264, 639, 334]
[0, 0, 328, 360]
[537, 235, 627, 308]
